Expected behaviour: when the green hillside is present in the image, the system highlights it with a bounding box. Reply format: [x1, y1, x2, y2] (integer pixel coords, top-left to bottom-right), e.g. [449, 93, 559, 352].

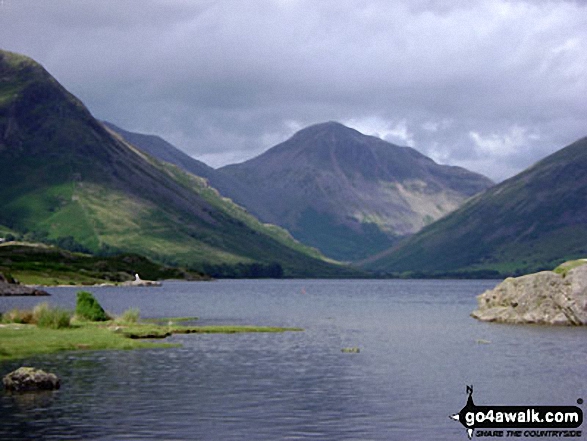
[0, 49, 357, 278]
[361, 137, 587, 277]
[0, 242, 206, 285]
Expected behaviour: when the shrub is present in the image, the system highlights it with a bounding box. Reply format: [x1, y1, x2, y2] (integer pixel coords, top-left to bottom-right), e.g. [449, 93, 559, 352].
[117, 308, 140, 324]
[76, 291, 109, 321]
[35, 305, 71, 329]
[2, 308, 33, 324]
[1, 303, 71, 328]
[32, 302, 50, 322]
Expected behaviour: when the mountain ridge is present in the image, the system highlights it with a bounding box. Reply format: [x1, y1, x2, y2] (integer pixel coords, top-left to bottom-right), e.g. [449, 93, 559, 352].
[361, 136, 587, 276]
[0, 49, 357, 278]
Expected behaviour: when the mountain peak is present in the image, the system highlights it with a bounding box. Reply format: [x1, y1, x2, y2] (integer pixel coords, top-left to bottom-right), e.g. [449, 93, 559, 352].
[290, 121, 361, 141]
[219, 121, 493, 261]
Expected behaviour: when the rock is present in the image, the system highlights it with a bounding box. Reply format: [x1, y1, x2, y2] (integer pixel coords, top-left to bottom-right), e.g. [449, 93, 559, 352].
[120, 279, 162, 287]
[0, 274, 49, 296]
[471, 265, 587, 325]
[3, 367, 60, 392]
[119, 273, 162, 287]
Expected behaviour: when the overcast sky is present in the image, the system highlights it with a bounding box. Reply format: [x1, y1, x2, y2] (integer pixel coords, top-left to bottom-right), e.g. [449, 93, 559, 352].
[1, 0, 586, 181]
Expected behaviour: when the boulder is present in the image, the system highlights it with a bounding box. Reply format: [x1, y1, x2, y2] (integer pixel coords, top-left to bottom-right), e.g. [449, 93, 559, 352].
[471, 265, 587, 325]
[3, 367, 60, 392]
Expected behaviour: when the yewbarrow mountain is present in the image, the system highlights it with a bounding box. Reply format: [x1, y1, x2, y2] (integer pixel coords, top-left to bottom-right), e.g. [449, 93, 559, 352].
[362, 136, 587, 277]
[217, 122, 494, 261]
[0, 49, 356, 278]
[102, 121, 249, 207]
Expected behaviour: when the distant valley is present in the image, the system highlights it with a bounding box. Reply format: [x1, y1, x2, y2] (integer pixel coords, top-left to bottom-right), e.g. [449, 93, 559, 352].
[110, 121, 493, 262]
[2, 48, 585, 280]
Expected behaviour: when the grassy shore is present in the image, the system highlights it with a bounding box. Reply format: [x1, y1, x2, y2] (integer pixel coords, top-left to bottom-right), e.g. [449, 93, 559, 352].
[0, 323, 173, 361]
[0, 317, 302, 361]
[0, 292, 302, 361]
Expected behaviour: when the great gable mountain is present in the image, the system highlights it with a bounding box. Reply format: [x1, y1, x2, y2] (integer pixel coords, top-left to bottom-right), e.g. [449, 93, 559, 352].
[217, 122, 494, 261]
[0, 49, 355, 277]
[362, 136, 587, 277]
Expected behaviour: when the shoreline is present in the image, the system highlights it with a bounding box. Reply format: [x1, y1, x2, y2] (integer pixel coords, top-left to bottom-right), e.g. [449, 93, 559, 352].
[0, 320, 302, 362]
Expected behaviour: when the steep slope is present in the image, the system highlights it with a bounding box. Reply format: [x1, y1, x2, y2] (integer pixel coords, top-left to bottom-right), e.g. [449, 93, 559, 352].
[219, 122, 493, 261]
[362, 137, 587, 277]
[0, 49, 355, 277]
[103, 121, 250, 207]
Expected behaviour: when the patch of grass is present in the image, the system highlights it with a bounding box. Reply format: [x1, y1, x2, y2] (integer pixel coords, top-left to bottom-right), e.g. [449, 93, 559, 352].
[0, 298, 303, 361]
[553, 259, 587, 277]
[0, 324, 174, 361]
[116, 308, 140, 324]
[1, 303, 71, 329]
[169, 325, 303, 334]
[142, 316, 198, 323]
[1, 308, 33, 324]
[119, 323, 303, 339]
[34, 303, 72, 329]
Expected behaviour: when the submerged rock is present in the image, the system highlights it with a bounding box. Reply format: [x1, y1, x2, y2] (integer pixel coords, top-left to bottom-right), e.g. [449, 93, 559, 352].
[3, 367, 60, 392]
[472, 265, 587, 325]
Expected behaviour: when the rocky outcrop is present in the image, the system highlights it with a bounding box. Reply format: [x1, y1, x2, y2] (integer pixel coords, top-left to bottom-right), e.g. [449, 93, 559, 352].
[472, 264, 587, 325]
[119, 273, 161, 287]
[0, 273, 49, 296]
[3, 367, 60, 392]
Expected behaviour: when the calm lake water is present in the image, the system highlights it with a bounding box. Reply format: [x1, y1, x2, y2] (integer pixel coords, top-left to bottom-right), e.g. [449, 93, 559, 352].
[1, 279, 586, 440]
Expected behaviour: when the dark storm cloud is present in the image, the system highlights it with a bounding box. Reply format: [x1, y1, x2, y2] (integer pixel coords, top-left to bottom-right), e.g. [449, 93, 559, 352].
[0, 0, 585, 181]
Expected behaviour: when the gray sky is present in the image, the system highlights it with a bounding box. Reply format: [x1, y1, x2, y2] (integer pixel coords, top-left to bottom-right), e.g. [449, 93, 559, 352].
[1, 0, 586, 181]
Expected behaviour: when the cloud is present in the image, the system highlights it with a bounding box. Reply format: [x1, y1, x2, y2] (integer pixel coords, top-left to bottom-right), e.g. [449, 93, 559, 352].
[0, 0, 585, 181]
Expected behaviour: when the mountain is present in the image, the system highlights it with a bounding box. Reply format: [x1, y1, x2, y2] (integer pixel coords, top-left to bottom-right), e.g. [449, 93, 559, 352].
[0, 49, 357, 277]
[218, 122, 494, 261]
[361, 136, 587, 277]
[102, 121, 251, 209]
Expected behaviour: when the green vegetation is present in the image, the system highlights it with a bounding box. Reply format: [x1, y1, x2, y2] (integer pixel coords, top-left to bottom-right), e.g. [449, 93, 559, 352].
[1, 302, 71, 329]
[0, 49, 359, 278]
[0, 242, 206, 286]
[117, 323, 302, 339]
[553, 259, 587, 277]
[33, 303, 72, 329]
[141, 316, 198, 324]
[0, 324, 174, 361]
[116, 308, 140, 324]
[0, 294, 302, 361]
[296, 208, 396, 262]
[75, 291, 109, 322]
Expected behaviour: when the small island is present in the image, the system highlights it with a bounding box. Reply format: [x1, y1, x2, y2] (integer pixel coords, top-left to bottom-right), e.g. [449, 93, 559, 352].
[471, 259, 587, 325]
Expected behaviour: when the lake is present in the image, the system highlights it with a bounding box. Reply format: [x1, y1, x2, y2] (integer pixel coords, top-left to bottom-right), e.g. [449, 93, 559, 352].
[1, 279, 586, 440]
